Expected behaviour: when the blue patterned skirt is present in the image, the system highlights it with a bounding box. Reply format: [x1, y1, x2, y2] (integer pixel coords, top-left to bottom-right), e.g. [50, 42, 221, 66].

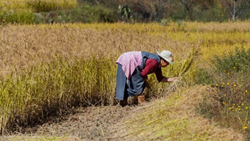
[116, 64, 145, 100]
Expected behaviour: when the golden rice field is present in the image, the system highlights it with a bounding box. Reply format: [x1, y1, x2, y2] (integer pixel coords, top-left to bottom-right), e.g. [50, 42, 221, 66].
[0, 22, 250, 140]
[0, 0, 77, 11]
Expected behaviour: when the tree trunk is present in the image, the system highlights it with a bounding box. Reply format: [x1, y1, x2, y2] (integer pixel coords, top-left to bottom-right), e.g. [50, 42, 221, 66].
[149, 12, 153, 22]
[232, 0, 236, 21]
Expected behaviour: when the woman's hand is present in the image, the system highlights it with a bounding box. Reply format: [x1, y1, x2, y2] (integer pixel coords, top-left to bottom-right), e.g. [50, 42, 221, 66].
[161, 77, 179, 82]
[167, 77, 179, 82]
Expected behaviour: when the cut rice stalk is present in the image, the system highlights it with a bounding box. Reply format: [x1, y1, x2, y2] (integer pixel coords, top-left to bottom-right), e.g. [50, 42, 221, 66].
[167, 47, 199, 92]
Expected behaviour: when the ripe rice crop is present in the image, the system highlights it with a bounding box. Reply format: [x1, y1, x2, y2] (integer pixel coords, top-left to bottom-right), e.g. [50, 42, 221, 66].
[0, 23, 198, 132]
[0, 22, 250, 133]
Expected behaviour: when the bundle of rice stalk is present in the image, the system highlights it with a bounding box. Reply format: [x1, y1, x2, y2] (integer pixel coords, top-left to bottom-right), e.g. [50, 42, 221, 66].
[167, 47, 199, 92]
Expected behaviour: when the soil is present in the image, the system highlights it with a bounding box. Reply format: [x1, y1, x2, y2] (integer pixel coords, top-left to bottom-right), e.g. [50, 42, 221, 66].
[0, 103, 139, 141]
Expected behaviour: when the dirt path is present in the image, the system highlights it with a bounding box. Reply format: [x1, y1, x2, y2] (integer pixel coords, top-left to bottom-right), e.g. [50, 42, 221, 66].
[1, 104, 138, 141]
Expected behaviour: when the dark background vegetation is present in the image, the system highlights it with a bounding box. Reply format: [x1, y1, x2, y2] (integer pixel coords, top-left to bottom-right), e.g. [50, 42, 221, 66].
[37, 0, 250, 24]
[1, 0, 250, 24]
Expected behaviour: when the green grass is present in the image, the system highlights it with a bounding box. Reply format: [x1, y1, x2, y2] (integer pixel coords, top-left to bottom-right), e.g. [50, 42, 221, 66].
[0, 0, 77, 24]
